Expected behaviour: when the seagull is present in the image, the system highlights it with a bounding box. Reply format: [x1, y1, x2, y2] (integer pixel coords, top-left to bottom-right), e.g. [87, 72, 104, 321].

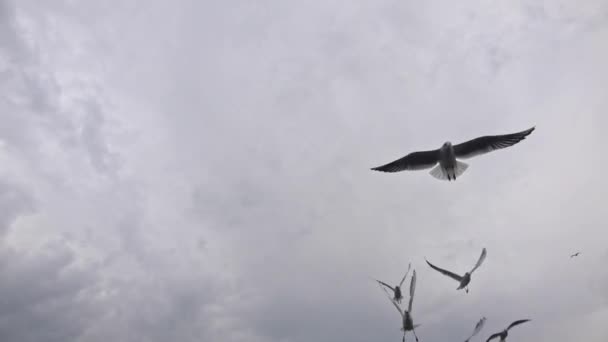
[425, 248, 487, 293]
[375, 263, 412, 304]
[486, 319, 531, 342]
[464, 317, 487, 342]
[370, 127, 535, 181]
[379, 269, 420, 342]
[570, 252, 581, 258]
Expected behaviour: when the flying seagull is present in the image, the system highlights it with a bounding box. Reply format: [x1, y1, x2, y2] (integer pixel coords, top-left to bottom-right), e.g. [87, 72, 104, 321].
[464, 317, 487, 342]
[425, 248, 487, 293]
[570, 252, 581, 258]
[375, 263, 412, 304]
[371, 127, 535, 181]
[379, 269, 420, 342]
[486, 319, 531, 342]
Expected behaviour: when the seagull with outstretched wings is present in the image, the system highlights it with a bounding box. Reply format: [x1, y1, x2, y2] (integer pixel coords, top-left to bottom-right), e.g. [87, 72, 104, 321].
[375, 263, 412, 304]
[371, 127, 535, 181]
[464, 317, 486, 342]
[570, 252, 581, 258]
[486, 319, 531, 342]
[425, 248, 487, 293]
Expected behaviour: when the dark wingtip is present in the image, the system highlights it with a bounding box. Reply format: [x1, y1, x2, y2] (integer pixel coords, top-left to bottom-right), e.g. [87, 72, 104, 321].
[371, 166, 392, 173]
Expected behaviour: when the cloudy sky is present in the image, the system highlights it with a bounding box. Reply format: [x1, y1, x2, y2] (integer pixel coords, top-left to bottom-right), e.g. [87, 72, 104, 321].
[1, 0, 608, 341]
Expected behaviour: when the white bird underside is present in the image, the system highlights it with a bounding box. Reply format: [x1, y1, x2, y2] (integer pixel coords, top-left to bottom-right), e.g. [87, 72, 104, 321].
[429, 160, 468, 181]
[371, 127, 535, 181]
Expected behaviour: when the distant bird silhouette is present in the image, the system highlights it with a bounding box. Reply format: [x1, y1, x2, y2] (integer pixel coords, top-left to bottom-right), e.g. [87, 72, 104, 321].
[379, 269, 420, 342]
[486, 319, 531, 341]
[425, 248, 487, 293]
[375, 263, 412, 304]
[371, 127, 535, 181]
[570, 252, 581, 258]
[464, 317, 487, 342]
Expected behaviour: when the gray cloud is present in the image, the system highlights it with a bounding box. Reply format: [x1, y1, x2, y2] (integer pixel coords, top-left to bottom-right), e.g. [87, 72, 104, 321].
[0, 0, 607, 342]
[0, 181, 35, 236]
[0, 241, 99, 342]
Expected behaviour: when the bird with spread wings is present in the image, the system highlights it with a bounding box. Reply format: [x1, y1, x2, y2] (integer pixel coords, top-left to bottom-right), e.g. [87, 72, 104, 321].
[425, 248, 487, 293]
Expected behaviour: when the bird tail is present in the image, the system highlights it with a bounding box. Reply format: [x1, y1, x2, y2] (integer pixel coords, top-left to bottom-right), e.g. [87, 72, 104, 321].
[429, 161, 468, 181]
[454, 160, 468, 178]
[429, 165, 448, 180]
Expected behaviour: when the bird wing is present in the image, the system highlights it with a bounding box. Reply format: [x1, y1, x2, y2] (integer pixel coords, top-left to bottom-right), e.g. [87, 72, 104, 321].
[376, 281, 404, 319]
[507, 319, 531, 331]
[408, 269, 416, 313]
[371, 150, 439, 172]
[470, 248, 487, 274]
[425, 259, 463, 282]
[389, 298, 404, 319]
[399, 262, 412, 287]
[485, 333, 501, 342]
[466, 317, 486, 341]
[376, 280, 395, 292]
[376, 280, 396, 300]
[453, 127, 535, 160]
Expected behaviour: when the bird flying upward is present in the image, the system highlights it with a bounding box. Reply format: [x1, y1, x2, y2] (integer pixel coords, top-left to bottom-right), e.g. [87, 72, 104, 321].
[371, 127, 535, 181]
[570, 252, 581, 258]
[486, 319, 531, 342]
[375, 263, 412, 304]
[379, 270, 420, 342]
[425, 248, 487, 293]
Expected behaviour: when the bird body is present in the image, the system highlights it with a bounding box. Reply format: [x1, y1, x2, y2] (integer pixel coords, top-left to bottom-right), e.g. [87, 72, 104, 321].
[457, 273, 472, 291]
[394, 286, 403, 302]
[371, 127, 535, 181]
[438, 142, 456, 172]
[432, 142, 469, 181]
[402, 311, 415, 331]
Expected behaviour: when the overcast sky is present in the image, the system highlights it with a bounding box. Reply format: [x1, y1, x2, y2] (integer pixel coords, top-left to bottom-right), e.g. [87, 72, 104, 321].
[1, 1, 608, 341]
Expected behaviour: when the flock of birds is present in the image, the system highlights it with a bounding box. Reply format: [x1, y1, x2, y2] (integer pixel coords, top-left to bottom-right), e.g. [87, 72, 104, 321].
[368, 126, 580, 342]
